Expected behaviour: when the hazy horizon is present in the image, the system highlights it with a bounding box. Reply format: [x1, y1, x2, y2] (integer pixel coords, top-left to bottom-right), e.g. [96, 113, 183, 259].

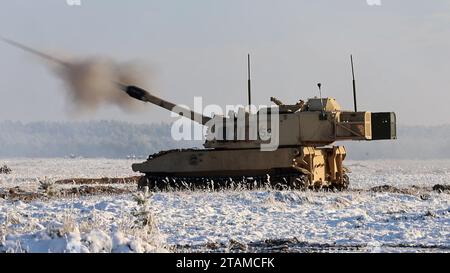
[1, 1, 450, 126]
[0, 120, 449, 160]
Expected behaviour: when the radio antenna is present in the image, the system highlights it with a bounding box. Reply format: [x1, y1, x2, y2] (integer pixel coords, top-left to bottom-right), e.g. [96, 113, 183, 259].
[350, 54, 358, 112]
[247, 54, 252, 106]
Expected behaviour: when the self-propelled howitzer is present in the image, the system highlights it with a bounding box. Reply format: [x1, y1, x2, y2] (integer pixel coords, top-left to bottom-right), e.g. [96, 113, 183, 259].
[120, 84, 396, 191]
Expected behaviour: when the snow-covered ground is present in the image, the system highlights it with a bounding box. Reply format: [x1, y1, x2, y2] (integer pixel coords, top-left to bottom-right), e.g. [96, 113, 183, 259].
[0, 158, 137, 191]
[0, 158, 449, 253]
[347, 160, 450, 188]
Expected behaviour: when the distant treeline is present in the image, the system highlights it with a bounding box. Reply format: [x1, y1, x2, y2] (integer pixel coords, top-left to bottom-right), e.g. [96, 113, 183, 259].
[343, 125, 450, 160]
[0, 121, 197, 158]
[0, 120, 449, 159]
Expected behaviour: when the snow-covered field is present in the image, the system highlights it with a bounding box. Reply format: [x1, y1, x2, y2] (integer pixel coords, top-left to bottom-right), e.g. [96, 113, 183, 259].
[0, 158, 449, 253]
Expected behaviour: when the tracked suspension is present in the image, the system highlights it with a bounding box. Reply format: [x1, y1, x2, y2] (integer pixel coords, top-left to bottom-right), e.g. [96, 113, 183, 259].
[137, 173, 349, 192]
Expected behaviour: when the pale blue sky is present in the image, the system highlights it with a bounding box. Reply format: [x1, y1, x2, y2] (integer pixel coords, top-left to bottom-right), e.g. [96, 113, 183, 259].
[1, 0, 450, 125]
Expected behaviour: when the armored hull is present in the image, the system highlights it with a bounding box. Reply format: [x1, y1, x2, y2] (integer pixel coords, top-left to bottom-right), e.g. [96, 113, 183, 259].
[133, 145, 348, 190]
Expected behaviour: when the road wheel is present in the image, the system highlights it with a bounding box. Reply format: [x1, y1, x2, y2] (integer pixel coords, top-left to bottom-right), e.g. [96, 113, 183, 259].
[137, 176, 149, 191]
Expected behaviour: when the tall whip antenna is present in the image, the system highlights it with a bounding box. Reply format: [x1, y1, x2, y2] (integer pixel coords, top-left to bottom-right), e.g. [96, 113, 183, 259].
[351, 54, 358, 112]
[247, 54, 252, 106]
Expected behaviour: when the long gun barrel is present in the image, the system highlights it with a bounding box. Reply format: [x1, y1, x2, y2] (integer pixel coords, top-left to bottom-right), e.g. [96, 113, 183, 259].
[119, 85, 212, 125]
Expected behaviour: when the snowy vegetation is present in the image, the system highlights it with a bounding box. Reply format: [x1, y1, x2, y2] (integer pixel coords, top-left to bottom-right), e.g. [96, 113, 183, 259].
[0, 158, 449, 253]
[0, 165, 11, 174]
